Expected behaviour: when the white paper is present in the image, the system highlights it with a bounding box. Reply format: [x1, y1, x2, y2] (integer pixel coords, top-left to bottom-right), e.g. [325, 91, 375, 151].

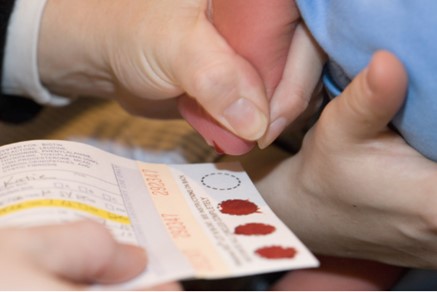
[0, 140, 318, 289]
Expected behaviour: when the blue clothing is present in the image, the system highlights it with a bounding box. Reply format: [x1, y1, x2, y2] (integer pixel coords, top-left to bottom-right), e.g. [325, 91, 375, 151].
[296, 0, 437, 161]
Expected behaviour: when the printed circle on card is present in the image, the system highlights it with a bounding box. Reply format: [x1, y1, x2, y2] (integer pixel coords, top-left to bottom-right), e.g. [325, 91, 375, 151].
[201, 172, 241, 191]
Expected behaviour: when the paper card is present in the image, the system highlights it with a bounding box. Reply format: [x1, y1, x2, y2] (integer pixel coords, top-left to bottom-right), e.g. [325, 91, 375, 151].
[141, 162, 318, 277]
[0, 140, 318, 289]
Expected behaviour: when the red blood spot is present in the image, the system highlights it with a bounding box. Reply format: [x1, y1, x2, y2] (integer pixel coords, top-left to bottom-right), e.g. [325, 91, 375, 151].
[255, 246, 297, 259]
[235, 223, 275, 236]
[218, 199, 259, 215]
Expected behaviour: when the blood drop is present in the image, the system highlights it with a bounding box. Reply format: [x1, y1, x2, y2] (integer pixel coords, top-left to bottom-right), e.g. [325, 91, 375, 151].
[218, 199, 259, 215]
[255, 246, 297, 259]
[234, 223, 275, 235]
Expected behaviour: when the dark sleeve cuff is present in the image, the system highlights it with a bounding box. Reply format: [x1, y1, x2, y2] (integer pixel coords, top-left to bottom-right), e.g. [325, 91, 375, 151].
[0, 94, 42, 123]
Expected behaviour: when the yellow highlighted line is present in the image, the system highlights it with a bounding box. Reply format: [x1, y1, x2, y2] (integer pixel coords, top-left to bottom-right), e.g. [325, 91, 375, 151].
[0, 199, 130, 224]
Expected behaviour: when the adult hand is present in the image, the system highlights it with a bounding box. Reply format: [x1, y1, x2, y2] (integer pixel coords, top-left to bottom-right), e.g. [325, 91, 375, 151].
[38, 0, 269, 151]
[0, 220, 156, 290]
[256, 51, 437, 269]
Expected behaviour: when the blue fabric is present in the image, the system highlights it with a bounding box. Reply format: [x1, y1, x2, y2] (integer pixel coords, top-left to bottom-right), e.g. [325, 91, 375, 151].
[296, 0, 437, 161]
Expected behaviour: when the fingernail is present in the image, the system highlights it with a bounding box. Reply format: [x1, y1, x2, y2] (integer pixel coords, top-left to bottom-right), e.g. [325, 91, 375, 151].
[222, 98, 268, 141]
[363, 66, 374, 96]
[258, 117, 287, 149]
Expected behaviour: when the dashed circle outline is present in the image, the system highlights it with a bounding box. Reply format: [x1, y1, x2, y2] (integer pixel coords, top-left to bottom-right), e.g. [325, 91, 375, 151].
[201, 172, 241, 191]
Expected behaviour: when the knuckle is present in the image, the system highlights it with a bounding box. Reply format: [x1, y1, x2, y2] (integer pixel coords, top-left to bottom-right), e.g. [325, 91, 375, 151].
[76, 221, 115, 251]
[190, 60, 235, 102]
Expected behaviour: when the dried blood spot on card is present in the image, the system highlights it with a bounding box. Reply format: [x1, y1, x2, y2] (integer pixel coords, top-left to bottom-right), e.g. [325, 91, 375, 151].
[218, 199, 259, 215]
[234, 223, 275, 236]
[255, 246, 297, 259]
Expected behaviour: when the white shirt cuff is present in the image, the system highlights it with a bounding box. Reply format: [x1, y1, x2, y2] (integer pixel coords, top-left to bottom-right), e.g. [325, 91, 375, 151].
[2, 0, 70, 106]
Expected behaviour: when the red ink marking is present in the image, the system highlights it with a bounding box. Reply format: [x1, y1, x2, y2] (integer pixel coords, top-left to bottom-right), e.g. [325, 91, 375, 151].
[212, 141, 224, 155]
[235, 223, 275, 236]
[255, 246, 297, 259]
[218, 199, 259, 215]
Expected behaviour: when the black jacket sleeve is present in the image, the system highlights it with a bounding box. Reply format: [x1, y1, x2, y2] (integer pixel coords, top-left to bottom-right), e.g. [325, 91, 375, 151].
[0, 0, 41, 123]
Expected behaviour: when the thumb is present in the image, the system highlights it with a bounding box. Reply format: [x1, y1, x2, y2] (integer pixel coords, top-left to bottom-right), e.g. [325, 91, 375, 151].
[174, 14, 269, 142]
[259, 23, 326, 148]
[24, 220, 146, 284]
[178, 97, 256, 155]
[323, 50, 408, 141]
